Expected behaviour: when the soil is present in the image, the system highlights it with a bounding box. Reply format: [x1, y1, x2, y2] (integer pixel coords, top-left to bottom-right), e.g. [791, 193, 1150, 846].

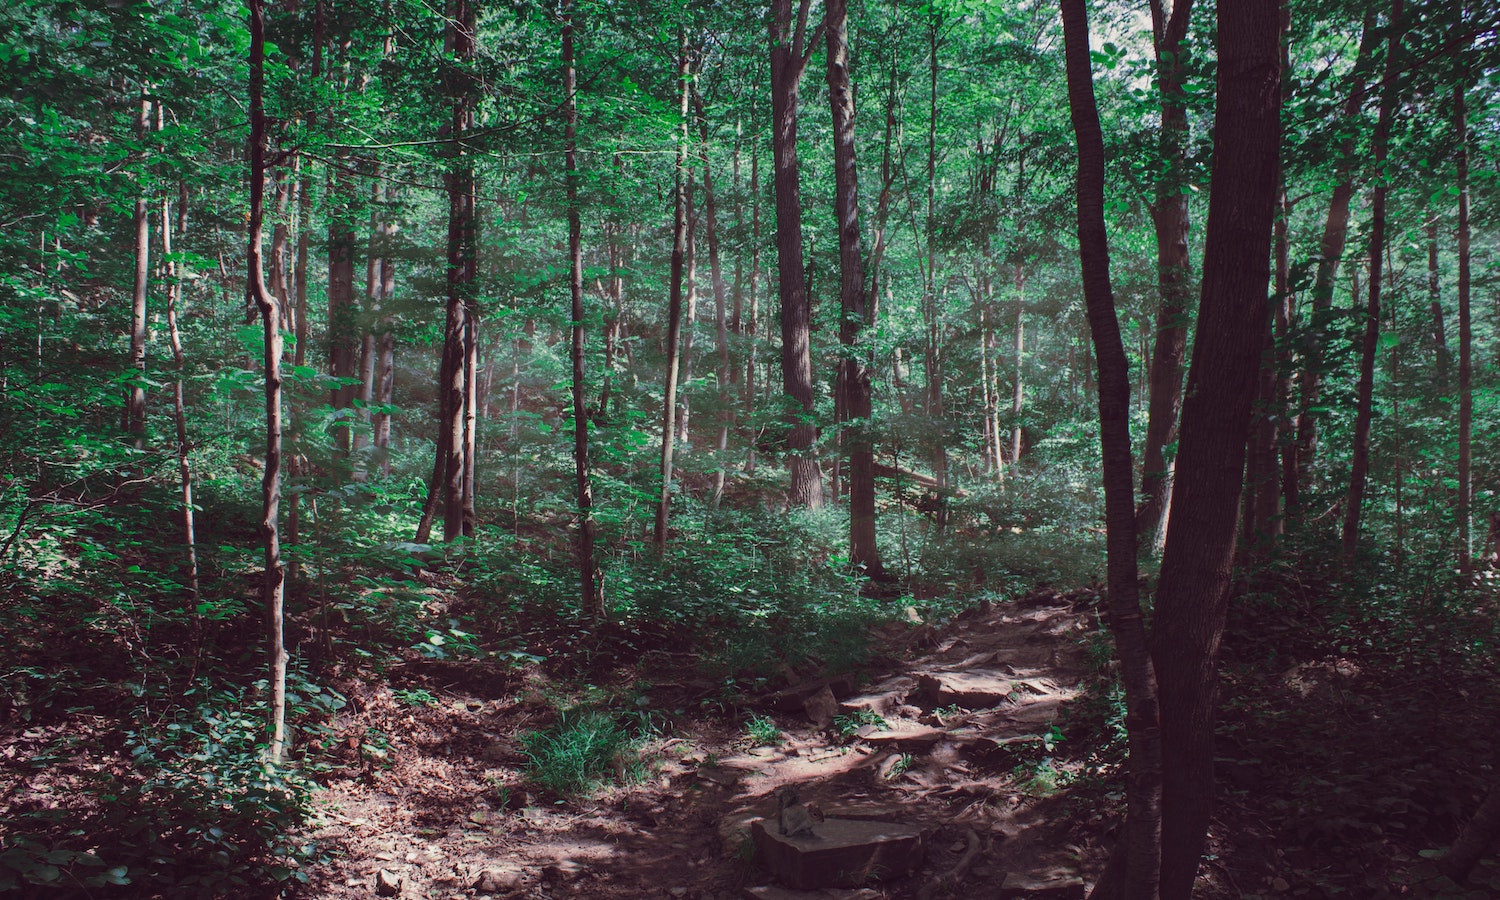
[291, 591, 1108, 899]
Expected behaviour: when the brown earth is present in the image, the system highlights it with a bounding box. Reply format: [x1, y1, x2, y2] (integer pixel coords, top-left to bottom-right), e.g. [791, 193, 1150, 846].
[290, 592, 1107, 900]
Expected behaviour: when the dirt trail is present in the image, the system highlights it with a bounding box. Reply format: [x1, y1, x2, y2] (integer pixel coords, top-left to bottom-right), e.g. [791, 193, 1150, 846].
[295, 591, 1104, 899]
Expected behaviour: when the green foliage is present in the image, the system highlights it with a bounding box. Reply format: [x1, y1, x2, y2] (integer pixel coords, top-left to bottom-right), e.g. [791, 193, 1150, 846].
[833, 708, 888, 738]
[744, 714, 781, 747]
[520, 709, 643, 798]
[393, 687, 438, 707]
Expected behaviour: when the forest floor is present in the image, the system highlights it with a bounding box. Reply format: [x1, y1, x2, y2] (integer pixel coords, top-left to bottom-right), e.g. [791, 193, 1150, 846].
[291, 590, 1115, 900]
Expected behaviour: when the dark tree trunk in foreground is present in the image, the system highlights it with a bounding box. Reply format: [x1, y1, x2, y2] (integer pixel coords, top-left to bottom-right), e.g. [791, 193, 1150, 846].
[825, 0, 885, 581]
[127, 93, 151, 446]
[1060, 3, 1161, 898]
[1441, 779, 1500, 883]
[1341, 0, 1400, 565]
[248, 0, 288, 765]
[1151, 3, 1281, 896]
[654, 30, 690, 549]
[769, 0, 824, 509]
[1136, 0, 1195, 546]
[563, 1, 605, 618]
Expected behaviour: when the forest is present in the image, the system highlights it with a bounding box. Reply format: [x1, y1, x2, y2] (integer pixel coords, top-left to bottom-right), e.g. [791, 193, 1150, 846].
[2, 0, 1499, 896]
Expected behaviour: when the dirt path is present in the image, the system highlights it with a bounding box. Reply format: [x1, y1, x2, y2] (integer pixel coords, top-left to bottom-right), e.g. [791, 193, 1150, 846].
[294, 591, 1104, 899]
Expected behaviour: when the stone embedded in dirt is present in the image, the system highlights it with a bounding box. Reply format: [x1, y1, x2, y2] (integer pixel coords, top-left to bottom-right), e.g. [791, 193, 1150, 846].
[750, 816, 925, 890]
[917, 669, 1015, 708]
[542, 859, 584, 882]
[998, 871, 1086, 899]
[803, 686, 839, 728]
[838, 676, 915, 718]
[473, 868, 524, 894]
[861, 724, 946, 750]
[375, 868, 403, 896]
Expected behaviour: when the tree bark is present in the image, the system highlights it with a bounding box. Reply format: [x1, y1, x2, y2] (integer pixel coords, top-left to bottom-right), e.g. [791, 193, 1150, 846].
[563, 0, 605, 618]
[1135, 0, 1195, 543]
[1292, 12, 1377, 506]
[1060, 4, 1162, 899]
[1341, 0, 1400, 565]
[248, 0, 288, 765]
[1150, 1, 1281, 895]
[696, 95, 733, 509]
[924, 12, 947, 529]
[164, 184, 198, 602]
[1426, 218, 1450, 391]
[825, 0, 885, 581]
[439, 0, 477, 543]
[654, 30, 691, 549]
[126, 93, 151, 446]
[769, 0, 824, 509]
[1441, 779, 1500, 883]
[1456, 79, 1472, 574]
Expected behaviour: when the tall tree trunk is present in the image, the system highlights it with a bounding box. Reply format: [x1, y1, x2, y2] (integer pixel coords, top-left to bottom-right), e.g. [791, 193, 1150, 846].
[655, 30, 691, 549]
[248, 0, 288, 765]
[769, 0, 824, 509]
[1136, 0, 1195, 542]
[439, 0, 477, 542]
[1011, 265, 1025, 465]
[1426, 218, 1450, 391]
[1151, 1, 1281, 895]
[1292, 12, 1378, 505]
[1059, 4, 1161, 899]
[924, 12, 947, 528]
[745, 148, 762, 475]
[1455, 80, 1472, 574]
[826, 0, 885, 581]
[164, 184, 199, 602]
[680, 184, 697, 445]
[373, 182, 397, 474]
[696, 96, 734, 509]
[1341, 0, 1400, 565]
[563, 2, 605, 617]
[328, 175, 358, 457]
[127, 93, 151, 445]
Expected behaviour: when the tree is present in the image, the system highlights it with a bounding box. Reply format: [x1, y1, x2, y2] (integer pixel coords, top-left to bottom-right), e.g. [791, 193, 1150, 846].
[1060, 2, 1161, 897]
[248, 0, 288, 765]
[768, 0, 824, 509]
[1150, 1, 1282, 895]
[654, 28, 691, 550]
[825, 0, 885, 581]
[563, 0, 605, 618]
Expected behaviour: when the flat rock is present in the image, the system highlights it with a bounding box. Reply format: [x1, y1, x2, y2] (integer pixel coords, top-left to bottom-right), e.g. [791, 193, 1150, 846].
[999, 872, 1087, 899]
[917, 669, 1015, 708]
[751, 816, 924, 890]
[861, 724, 946, 750]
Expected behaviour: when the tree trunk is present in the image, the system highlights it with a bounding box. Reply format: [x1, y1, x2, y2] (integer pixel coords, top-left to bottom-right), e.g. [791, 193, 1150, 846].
[1059, 4, 1161, 899]
[127, 93, 151, 446]
[328, 175, 358, 457]
[1011, 265, 1025, 466]
[654, 30, 691, 549]
[924, 11, 947, 528]
[769, 0, 824, 509]
[1341, 0, 1400, 565]
[1456, 80, 1472, 574]
[248, 0, 288, 765]
[1135, 0, 1195, 543]
[164, 184, 199, 602]
[1150, 1, 1281, 895]
[1426, 218, 1450, 391]
[826, 0, 885, 581]
[1292, 12, 1377, 504]
[697, 95, 734, 509]
[563, 1, 605, 618]
[1440, 779, 1500, 883]
[438, 0, 477, 543]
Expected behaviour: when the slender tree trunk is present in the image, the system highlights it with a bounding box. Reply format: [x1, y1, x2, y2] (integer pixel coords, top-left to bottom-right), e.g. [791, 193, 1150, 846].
[1059, 4, 1161, 898]
[680, 184, 697, 445]
[563, 2, 605, 617]
[1341, 0, 1400, 565]
[328, 172, 358, 457]
[1426, 218, 1450, 391]
[463, 311, 478, 535]
[373, 183, 397, 474]
[1011, 265, 1025, 465]
[1293, 12, 1377, 504]
[1456, 80, 1472, 574]
[655, 30, 691, 548]
[769, 0, 824, 509]
[1151, 1, 1281, 894]
[1136, 0, 1195, 541]
[924, 12, 947, 528]
[269, 174, 293, 339]
[353, 178, 382, 465]
[248, 0, 288, 765]
[745, 149, 762, 475]
[697, 96, 734, 509]
[127, 93, 151, 445]
[164, 186, 199, 602]
[826, 0, 884, 580]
